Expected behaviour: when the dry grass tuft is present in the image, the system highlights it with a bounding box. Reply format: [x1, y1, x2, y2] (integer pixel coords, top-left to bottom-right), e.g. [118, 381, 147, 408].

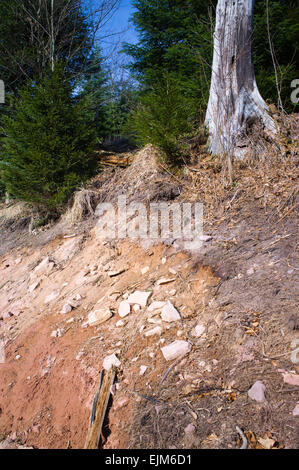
[0, 201, 32, 225]
[63, 188, 99, 225]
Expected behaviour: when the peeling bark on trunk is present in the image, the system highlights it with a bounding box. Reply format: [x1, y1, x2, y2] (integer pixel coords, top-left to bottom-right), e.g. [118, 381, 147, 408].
[205, 0, 276, 158]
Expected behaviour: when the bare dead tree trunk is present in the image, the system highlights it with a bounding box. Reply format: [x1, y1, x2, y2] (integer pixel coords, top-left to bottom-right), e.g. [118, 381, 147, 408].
[50, 0, 55, 72]
[205, 0, 276, 159]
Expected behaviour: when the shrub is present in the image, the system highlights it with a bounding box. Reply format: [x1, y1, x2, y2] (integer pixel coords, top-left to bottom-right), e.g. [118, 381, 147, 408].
[126, 74, 198, 166]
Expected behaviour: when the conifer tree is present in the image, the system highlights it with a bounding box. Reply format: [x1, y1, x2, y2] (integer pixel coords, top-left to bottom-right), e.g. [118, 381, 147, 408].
[0, 63, 97, 212]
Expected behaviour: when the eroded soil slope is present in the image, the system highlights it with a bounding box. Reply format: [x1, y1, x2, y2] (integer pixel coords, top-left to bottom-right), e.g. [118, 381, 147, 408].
[0, 142, 298, 449]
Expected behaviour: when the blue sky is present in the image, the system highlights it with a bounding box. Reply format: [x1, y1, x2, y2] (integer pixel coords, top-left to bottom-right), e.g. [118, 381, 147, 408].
[108, 1, 137, 46]
[83, 0, 138, 78]
[88, 0, 138, 54]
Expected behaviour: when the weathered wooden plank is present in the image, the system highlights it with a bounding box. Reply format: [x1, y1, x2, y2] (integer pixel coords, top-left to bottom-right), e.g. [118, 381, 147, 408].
[84, 366, 116, 449]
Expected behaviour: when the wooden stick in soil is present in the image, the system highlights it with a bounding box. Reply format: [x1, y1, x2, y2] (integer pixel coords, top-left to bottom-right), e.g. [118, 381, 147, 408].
[84, 366, 116, 449]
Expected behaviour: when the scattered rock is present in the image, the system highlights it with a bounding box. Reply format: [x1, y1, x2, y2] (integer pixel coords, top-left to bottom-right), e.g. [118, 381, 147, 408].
[116, 320, 125, 327]
[127, 290, 152, 307]
[60, 303, 73, 314]
[29, 280, 40, 293]
[161, 302, 180, 322]
[199, 234, 212, 242]
[76, 351, 84, 361]
[140, 365, 147, 376]
[141, 266, 149, 275]
[161, 340, 192, 361]
[148, 316, 162, 325]
[168, 268, 177, 275]
[144, 326, 162, 337]
[83, 308, 112, 327]
[51, 329, 63, 338]
[34, 257, 54, 276]
[114, 397, 129, 410]
[15, 354, 21, 360]
[148, 301, 166, 312]
[3, 311, 14, 320]
[103, 354, 121, 370]
[133, 304, 141, 312]
[193, 324, 206, 337]
[282, 373, 299, 386]
[118, 301, 131, 318]
[184, 423, 195, 434]
[292, 403, 299, 417]
[248, 381, 266, 403]
[44, 290, 60, 304]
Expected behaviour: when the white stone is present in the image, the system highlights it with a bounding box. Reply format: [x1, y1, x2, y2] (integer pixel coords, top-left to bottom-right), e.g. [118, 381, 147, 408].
[248, 381, 266, 403]
[51, 329, 63, 338]
[185, 423, 195, 434]
[85, 309, 112, 327]
[44, 290, 60, 304]
[103, 354, 121, 370]
[60, 303, 72, 314]
[148, 317, 162, 325]
[140, 365, 147, 376]
[292, 403, 299, 417]
[133, 304, 141, 312]
[193, 324, 206, 337]
[141, 266, 149, 275]
[169, 268, 177, 275]
[29, 281, 40, 293]
[127, 290, 152, 307]
[118, 301, 131, 318]
[76, 352, 84, 360]
[161, 302, 180, 322]
[148, 301, 166, 312]
[161, 340, 192, 361]
[199, 234, 212, 241]
[144, 326, 162, 337]
[34, 257, 54, 276]
[116, 320, 124, 327]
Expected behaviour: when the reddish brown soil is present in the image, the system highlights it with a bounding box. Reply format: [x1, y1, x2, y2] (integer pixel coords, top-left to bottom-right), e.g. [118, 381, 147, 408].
[0, 140, 298, 449]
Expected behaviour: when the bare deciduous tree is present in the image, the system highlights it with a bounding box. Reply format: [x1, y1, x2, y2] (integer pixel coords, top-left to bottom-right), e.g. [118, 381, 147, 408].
[205, 0, 276, 162]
